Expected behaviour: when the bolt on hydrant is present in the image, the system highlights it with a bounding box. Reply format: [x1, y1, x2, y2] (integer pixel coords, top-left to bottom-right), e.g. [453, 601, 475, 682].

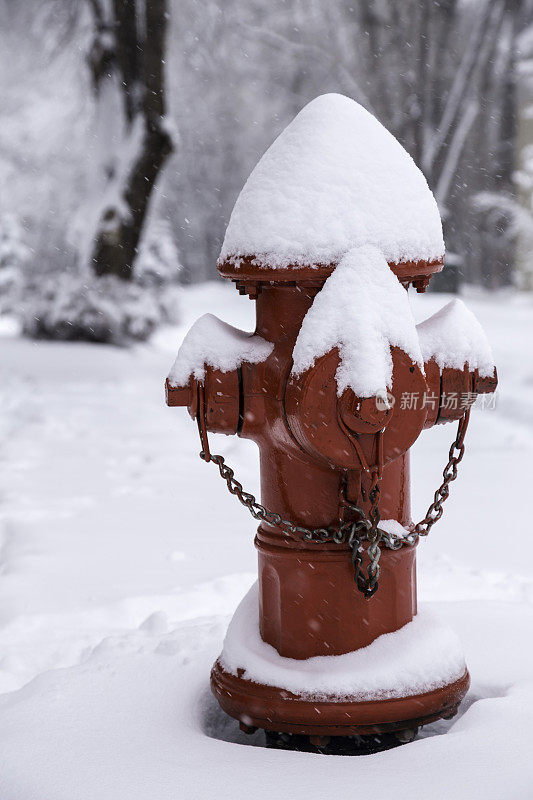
[166, 95, 497, 752]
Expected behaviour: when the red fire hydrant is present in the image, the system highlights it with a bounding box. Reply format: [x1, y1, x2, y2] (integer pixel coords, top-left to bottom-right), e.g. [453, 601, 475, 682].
[166, 95, 497, 750]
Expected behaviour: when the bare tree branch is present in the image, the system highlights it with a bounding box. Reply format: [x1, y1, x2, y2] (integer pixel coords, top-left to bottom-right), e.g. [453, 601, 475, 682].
[87, 0, 105, 26]
[235, 22, 372, 111]
[423, 0, 504, 173]
[435, 99, 478, 206]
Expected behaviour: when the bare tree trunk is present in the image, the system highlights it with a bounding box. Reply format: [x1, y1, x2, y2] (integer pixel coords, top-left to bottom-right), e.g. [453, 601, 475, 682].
[86, 0, 174, 281]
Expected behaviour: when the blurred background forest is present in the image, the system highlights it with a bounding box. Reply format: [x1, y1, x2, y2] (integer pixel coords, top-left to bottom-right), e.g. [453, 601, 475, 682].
[2, 0, 533, 343]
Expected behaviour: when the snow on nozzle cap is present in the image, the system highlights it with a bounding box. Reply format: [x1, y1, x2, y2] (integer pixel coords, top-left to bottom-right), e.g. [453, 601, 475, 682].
[218, 93, 444, 289]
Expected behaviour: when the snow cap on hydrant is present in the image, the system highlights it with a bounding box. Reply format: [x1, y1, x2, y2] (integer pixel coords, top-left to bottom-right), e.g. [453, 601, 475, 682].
[167, 93, 498, 749]
[218, 93, 444, 287]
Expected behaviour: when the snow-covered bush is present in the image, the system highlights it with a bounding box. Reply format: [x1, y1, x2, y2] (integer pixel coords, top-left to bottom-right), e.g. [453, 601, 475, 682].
[22, 273, 162, 344]
[135, 219, 181, 289]
[135, 218, 182, 326]
[21, 219, 181, 344]
[0, 214, 30, 314]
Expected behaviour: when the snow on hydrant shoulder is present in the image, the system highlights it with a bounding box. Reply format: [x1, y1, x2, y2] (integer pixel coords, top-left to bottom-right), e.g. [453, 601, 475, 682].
[167, 313, 273, 387]
[219, 93, 444, 269]
[417, 298, 496, 377]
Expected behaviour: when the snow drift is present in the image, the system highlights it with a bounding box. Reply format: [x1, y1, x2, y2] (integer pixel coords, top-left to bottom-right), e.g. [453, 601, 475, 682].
[220, 583, 466, 700]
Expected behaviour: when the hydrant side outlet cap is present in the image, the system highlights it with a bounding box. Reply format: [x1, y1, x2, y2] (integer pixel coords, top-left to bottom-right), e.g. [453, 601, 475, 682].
[218, 93, 444, 275]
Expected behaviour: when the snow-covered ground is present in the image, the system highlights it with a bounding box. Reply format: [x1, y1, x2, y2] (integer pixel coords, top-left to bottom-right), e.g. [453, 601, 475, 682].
[0, 282, 531, 799]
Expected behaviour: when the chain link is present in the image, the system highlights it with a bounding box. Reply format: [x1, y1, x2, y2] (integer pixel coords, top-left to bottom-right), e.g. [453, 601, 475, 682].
[411, 408, 470, 541]
[201, 450, 379, 598]
[195, 382, 470, 597]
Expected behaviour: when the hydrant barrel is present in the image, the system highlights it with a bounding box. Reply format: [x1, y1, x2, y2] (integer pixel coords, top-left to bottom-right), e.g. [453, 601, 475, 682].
[167, 93, 498, 747]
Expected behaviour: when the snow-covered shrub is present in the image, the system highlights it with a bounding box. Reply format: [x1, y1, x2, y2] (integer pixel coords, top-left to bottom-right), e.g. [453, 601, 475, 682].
[134, 219, 182, 325]
[22, 273, 161, 344]
[0, 214, 30, 314]
[20, 216, 182, 344]
[135, 219, 181, 289]
[20, 217, 183, 344]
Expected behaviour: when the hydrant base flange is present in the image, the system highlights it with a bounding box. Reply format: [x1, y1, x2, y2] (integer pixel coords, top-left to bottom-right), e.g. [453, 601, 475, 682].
[210, 661, 470, 737]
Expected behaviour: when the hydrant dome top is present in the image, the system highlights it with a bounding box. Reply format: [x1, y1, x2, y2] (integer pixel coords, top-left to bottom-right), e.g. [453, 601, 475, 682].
[218, 93, 444, 283]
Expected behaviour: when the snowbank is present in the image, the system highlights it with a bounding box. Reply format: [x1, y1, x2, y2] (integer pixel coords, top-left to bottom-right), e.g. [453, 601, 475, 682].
[417, 299, 495, 376]
[219, 93, 444, 269]
[1, 284, 532, 800]
[167, 313, 273, 386]
[220, 583, 465, 700]
[291, 245, 423, 396]
[1, 602, 533, 800]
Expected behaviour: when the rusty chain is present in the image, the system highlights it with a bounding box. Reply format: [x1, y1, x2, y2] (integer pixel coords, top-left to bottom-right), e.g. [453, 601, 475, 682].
[201, 448, 381, 598]
[412, 407, 470, 539]
[195, 382, 470, 598]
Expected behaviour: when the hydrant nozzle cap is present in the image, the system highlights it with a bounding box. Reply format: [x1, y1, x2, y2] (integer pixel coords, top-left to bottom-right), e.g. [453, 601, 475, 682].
[165, 378, 192, 408]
